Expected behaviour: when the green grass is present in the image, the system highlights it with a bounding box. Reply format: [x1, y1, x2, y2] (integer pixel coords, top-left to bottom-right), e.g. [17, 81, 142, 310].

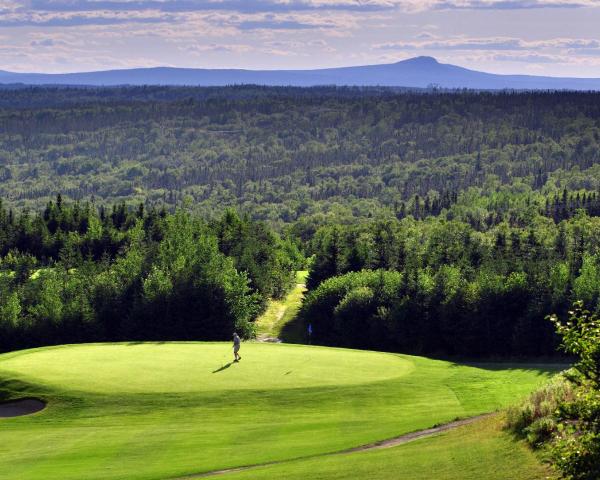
[223, 415, 556, 480]
[294, 270, 309, 283]
[256, 270, 307, 339]
[0, 342, 560, 480]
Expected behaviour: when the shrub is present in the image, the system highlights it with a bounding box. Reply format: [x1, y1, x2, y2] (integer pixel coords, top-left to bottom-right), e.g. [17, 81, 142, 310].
[507, 302, 600, 480]
[506, 374, 574, 446]
[299, 270, 403, 349]
[526, 416, 557, 445]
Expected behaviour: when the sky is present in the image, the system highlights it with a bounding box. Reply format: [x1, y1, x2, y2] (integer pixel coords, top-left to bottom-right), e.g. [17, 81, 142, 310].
[1, 0, 600, 76]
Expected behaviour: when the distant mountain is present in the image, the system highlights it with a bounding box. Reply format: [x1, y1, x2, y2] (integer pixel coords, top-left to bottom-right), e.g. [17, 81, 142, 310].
[2, 56, 600, 90]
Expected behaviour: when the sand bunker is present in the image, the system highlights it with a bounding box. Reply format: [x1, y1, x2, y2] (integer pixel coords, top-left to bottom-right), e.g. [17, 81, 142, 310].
[0, 398, 46, 418]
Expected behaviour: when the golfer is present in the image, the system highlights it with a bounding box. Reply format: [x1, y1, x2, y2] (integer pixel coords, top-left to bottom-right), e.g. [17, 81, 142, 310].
[233, 332, 242, 362]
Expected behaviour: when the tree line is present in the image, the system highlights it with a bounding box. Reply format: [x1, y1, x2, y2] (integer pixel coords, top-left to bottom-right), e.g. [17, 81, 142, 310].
[0, 197, 302, 352]
[300, 205, 600, 357]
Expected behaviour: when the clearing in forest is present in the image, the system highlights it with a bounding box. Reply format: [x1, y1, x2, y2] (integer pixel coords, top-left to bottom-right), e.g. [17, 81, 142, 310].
[255, 270, 308, 342]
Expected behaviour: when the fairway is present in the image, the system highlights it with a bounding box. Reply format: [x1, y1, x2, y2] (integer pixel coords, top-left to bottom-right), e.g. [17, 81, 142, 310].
[220, 415, 554, 480]
[0, 343, 558, 480]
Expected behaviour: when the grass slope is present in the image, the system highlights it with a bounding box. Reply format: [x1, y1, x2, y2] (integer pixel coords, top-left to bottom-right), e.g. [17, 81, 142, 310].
[256, 271, 308, 340]
[222, 415, 555, 480]
[0, 343, 559, 480]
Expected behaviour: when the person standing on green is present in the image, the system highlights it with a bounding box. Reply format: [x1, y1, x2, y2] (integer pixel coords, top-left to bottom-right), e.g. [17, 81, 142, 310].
[233, 333, 242, 362]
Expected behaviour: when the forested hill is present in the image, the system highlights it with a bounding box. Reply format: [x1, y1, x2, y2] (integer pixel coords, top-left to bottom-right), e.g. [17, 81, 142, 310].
[1, 86, 600, 231]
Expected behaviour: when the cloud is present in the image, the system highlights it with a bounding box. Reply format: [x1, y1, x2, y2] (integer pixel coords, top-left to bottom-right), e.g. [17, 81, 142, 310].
[6, 0, 597, 18]
[12, 0, 397, 14]
[377, 38, 523, 50]
[30, 38, 55, 46]
[237, 18, 335, 29]
[569, 48, 600, 56]
[184, 43, 253, 53]
[0, 1, 369, 28]
[0, 11, 178, 27]
[206, 11, 356, 31]
[491, 53, 564, 63]
[1, 0, 597, 30]
[375, 36, 600, 53]
[264, 38, 336, 52]
[433, 0, 598, 10]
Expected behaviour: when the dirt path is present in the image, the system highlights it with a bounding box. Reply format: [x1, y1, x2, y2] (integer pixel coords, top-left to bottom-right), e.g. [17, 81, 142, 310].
[0, 398, 46, 418]
[173, 413, 494, 479]
[255, 273, 308, 343]
[255, 335, 283, 343]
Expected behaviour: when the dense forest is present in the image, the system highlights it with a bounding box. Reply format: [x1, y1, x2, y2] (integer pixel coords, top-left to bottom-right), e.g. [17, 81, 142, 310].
[1, 86, 600, 232]
[0, 197, 302, 352]
[2, 86, 600, 358]
[300, 209, 600, 357]
[298, 182, 600, 357]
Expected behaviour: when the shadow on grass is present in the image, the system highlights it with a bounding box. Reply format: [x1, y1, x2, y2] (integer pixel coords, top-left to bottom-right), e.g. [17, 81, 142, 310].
[0, 376, 67, 406]
[0, 377, 36, 402]
[279, 315, 307, 344]
[212, 362, 234, 373]
[448, 361, 569, 375]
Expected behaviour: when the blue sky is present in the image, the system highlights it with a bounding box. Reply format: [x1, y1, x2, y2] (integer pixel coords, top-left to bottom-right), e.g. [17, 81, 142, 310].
[1, 0, 600, 75]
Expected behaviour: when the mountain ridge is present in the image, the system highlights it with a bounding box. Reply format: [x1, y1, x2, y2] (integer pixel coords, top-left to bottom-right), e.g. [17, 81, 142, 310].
[1, 56, 599, 90]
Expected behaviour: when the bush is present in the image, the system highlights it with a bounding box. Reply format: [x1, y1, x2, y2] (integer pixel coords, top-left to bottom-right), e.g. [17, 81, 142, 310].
[299, 270, 403, 349]
[507, 302, 600, 480]
[526, 416, 557, 445]
[506, 374, 574, 446]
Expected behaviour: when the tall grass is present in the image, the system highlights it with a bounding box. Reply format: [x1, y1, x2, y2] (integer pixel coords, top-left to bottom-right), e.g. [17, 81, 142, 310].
[506, 373, 575, 446]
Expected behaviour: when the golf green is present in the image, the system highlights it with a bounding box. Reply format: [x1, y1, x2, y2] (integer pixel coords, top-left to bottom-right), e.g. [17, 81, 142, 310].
[0, 343, 559, 480]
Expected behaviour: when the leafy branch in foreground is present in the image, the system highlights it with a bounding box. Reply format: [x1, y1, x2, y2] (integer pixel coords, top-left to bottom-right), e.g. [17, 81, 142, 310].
[548, 302, 600, 480]
[549, 302, 600, 390]
[507, 301, 600, 480]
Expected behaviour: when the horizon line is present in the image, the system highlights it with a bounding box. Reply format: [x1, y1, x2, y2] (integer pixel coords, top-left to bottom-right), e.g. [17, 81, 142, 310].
[2, 56, 600, 80]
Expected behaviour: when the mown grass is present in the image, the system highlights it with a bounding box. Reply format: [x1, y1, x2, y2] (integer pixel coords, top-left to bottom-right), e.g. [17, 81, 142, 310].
[0, 342, 560, 480]
[223, 415, 556, 480]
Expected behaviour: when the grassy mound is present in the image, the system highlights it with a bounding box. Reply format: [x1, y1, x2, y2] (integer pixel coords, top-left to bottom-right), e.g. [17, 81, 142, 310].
[0, 343, 559, 480]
